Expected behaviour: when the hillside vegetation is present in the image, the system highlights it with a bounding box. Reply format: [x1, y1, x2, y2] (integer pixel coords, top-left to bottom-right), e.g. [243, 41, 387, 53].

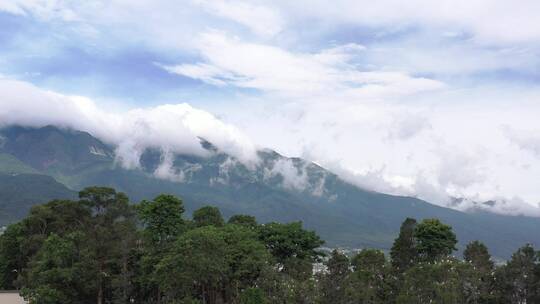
[1, 125, 540, 259]
[1, 187, 539, 304]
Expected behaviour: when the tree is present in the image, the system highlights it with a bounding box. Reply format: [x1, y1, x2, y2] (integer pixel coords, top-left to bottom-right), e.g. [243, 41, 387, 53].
[136, 194, 187, 303]
[494, 244, 540, 303]
[20, 233, 94, 304]
[464, 241, 494, 274]
[397, 259, 466, 304]
[157, 226, 229, 303]
[228, 214, 258, 229]
[0, 222, 25, 289]
[349, 249, 390, 303]
[463, 241, 495, 303]
[137, 194, 186, 243]
[78, 187, 137, 304]
[14, 191, 540, 304]
[415, 219, 457, 261]
[0, 199, 90, 290]
[239, 288, 267, 304]
[193, 206, 224, 227]
[319, 250, 351, 304]
[390, 218, 417, 273]
[258, 222, 324, 266]
[157, 225, 270, 304]
[255, 222, 324, 303]
[221, 224, 271, 301]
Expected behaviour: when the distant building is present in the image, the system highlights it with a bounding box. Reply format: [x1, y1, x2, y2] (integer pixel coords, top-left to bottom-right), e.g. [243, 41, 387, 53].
[0, 291, 27, 304]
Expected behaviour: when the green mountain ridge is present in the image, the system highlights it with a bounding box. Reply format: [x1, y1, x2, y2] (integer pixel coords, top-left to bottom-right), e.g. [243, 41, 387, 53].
[0, 125, 539, 259]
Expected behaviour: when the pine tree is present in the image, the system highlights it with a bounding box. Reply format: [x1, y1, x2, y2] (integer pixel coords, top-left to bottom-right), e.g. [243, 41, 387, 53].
[390, 218, 418, 273]
[320, 250, 351, 304]
[463, 241, 495, 302]
[497, 244, 540, 303]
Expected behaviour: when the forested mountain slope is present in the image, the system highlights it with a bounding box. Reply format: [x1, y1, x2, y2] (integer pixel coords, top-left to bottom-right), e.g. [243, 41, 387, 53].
[0, 125, 539, 258]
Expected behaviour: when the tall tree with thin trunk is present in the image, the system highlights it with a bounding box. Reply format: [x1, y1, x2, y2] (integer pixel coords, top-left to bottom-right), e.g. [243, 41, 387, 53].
[390, 218, 417, 273]
[320, 250, 351, 304]
[79, 187, 137, 304]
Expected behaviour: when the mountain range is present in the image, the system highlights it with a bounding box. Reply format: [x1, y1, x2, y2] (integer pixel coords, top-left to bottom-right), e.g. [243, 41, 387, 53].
[1, 125, 539, 259]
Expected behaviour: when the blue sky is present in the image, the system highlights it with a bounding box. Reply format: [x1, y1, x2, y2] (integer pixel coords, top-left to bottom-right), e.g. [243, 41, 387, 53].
[1, 0, 540, 215]
[2, 1, 537, 105]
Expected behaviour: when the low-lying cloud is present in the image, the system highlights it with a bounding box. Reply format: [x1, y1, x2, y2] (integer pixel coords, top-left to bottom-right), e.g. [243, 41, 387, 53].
[1, 76, 540, 216]
[0, 77, 258, 169]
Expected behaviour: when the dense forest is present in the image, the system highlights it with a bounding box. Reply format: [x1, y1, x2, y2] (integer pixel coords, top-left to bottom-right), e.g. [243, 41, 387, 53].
[1, 187, 539, 304]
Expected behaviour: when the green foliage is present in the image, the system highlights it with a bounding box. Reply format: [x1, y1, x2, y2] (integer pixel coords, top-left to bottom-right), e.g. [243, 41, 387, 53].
[352, 249, 386, 273]
[4, 185, 540, 304]
[319, 250, 350, 304]
[415, 218, 457, 261]
[0, 222, 25, 289]
[258, 222, 324, 266]
[157, 226, 229, 301]
[20, 232, 92, 304]
[464, 240, 494, 273]
[135, 194, 187, 302]
[137, 194, 186, 243]
[4, 125, 540, 262]
[0, 199, 90, 289]
[157, 224, 271, 303]
[326, 250, 350, 278]
[349, 249, 391, 303]
[463, 240, 496, 303]
[493, 244, 540, 303]
[78, 187, 138, 304]
[390, 217, 418, 273]
[397, 259, 465, 304]
[193, 206, 224, 227]
[228, 214, 258, 229]
[239, 288, 267, 304]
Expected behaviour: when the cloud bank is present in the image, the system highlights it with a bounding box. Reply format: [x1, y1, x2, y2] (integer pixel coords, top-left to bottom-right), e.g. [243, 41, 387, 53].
[0, 77, 257, 169]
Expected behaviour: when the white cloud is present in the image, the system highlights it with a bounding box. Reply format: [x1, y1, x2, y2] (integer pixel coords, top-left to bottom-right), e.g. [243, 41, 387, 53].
[386, 113, 432, 141]
[161, 31, 444, 99]
[263, 158, 309, 191]
[6, 0, 540, 46]
[193, 0, 284, 37]
[153, 150, 204, 183]
[503, 126, 540, 158]
[3, 0, 539, 79]
[207, 83, 540, 216]
[0, 77, 258, 171]
[275, 0, 540, 45]
[153, 150, 186, 182]
[0, 2, 26, 15]
[0, 0, 80, 21]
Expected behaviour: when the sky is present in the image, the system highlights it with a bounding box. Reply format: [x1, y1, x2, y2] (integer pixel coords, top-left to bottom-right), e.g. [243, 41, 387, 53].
[1, 0, 540, 216]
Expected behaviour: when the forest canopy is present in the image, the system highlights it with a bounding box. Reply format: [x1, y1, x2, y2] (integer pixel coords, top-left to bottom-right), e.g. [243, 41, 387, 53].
[1, 187, 539, 304]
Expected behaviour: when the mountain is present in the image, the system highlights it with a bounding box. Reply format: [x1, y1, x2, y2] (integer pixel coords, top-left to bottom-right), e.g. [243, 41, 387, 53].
[0, 173, 76, 225]
[1, 125, 540, 259]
